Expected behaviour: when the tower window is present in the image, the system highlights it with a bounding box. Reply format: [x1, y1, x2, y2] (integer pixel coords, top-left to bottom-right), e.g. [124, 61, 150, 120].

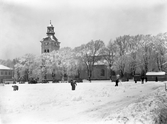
[44, 49, 47, 53]
[101, 69, 105, 76]
[47, 49, 49, 52]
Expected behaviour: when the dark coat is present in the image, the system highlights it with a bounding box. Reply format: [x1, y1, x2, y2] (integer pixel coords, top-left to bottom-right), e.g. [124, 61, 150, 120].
[70, 80, 77, 90]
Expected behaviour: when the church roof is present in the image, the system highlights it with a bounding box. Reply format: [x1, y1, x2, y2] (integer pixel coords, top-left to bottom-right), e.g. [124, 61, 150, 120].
[0, 65, 13, 70]
[94, 59, 108, 65]
[50, 35, 57, 41]
[42, 35, 59, 43]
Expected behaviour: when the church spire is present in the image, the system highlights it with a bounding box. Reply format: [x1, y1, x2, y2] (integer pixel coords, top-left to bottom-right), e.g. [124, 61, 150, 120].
[47, 20, 55, 35]
[49, 20, 53, 27]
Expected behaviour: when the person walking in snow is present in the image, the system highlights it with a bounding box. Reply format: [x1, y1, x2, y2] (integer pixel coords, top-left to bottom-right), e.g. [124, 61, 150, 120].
[115, 74, 120, 87]
[70, 79, 77, 90]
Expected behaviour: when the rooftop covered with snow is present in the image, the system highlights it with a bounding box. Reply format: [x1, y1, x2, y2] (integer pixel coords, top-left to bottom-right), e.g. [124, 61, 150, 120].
[146, 72, 166, 76]
[0, 65, 13, 70]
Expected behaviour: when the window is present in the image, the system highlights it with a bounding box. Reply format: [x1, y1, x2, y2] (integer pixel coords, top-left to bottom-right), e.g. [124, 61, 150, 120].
[44, 49, 49, 53]
[9, 72, 11, 75]
[5, 72, 7, 75]
[1, 71, 3, 75]
[101, 69, 105, 76]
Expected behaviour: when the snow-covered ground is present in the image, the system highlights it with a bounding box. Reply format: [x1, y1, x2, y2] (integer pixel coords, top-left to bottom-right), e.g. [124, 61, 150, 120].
[0, 80, 167, 124]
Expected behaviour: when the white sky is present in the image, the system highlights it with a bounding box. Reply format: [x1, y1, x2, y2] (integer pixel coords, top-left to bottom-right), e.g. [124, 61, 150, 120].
[0, 0, 167, 60]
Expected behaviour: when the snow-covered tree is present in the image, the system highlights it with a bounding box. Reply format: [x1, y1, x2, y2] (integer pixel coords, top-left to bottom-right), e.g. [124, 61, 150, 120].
[114, 35, 131, 77]
[14, 54, 36, 82]
[51, 47, 79, 81]
[74, 40, 105, 82]
[102, 40, 117, 80]
[152, 33, 167, 71]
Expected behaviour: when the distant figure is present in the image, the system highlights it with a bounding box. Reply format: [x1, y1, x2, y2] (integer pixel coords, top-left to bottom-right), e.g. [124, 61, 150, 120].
[155, 77, 158, 82]
[141, 76, 144, 84]
[70, 80, 77, 90]
[115, 75, 120, 86]
[145, 77, 147, 82]
[12, 85, 19, 91]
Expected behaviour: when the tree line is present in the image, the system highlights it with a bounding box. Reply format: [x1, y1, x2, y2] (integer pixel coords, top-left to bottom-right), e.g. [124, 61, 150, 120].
[1, 32, 167, 82]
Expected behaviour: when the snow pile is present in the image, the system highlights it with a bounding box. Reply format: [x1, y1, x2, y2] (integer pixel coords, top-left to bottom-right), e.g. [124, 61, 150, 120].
[104, 86, 167, 124]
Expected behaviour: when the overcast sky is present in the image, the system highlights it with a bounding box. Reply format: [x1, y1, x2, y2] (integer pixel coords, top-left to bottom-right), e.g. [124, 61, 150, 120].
[0, 0, 167, 60]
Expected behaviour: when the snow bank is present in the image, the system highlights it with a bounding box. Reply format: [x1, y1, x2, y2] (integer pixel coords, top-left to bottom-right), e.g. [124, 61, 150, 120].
[104, 86, 167, 124]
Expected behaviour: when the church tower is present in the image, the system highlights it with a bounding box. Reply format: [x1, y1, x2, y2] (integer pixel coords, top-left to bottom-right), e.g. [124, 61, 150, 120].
[40, 21, 60, 53]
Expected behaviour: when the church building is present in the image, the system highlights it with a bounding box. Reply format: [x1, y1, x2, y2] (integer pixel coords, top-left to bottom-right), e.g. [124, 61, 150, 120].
[40, 21, 60, 53]
[39, 21, 112, 82]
